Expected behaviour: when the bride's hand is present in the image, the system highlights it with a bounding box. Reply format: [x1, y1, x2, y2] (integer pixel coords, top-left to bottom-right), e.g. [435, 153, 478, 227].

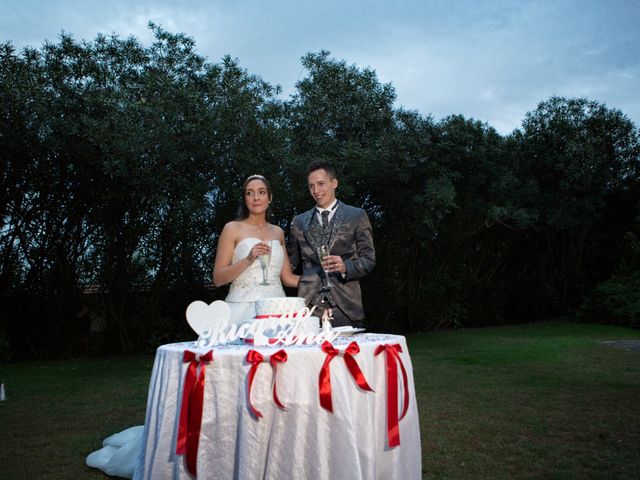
[246, 242, 271, 263]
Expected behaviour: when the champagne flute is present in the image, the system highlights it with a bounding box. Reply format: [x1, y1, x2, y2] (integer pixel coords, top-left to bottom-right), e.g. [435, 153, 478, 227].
[258, 242, 271, 286]
[318, 244, 333, 289]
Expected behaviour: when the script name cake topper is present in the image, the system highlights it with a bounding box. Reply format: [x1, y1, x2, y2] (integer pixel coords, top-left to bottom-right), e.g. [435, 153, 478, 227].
[185, 300, 339, 347]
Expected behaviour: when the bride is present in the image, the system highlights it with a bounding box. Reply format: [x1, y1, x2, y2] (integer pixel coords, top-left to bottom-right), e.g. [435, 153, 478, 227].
[213, 174, 299, 322]
[86, 174, 298, 478]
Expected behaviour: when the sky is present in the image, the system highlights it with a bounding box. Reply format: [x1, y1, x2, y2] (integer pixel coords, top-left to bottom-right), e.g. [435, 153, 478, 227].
[1, 0, 639, 135]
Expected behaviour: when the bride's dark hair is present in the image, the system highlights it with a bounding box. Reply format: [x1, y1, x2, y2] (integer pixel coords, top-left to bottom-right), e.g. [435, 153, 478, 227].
[237, 174, 273, 220]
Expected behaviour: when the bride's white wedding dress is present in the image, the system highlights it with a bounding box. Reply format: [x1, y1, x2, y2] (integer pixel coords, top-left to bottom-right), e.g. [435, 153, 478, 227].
[86, 238, 286, 478]
[226, 238, 286, 324]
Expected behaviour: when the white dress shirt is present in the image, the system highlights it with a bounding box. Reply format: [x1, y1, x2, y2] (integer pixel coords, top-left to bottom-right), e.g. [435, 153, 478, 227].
[315, 199, 338, 225]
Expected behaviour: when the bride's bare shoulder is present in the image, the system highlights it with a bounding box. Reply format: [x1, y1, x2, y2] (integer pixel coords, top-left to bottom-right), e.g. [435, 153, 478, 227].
[222, 221, 246, 233]
[219, 222, 245, 244]
[271, 224, 285, 239]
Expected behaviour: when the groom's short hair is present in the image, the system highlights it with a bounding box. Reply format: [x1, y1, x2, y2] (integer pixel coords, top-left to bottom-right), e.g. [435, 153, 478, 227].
[306, 160, 336, 179]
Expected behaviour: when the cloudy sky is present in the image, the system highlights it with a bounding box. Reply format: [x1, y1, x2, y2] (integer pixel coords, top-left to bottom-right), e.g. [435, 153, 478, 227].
[2, 0, 639, 134]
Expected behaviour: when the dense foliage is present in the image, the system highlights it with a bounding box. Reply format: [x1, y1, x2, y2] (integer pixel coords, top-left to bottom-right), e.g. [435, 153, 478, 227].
[1, 26, 639, 358]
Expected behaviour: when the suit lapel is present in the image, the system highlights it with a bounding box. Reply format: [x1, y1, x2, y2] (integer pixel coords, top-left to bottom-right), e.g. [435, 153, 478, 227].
[328, 201, 346, 249]
[302, 208, 318, 255]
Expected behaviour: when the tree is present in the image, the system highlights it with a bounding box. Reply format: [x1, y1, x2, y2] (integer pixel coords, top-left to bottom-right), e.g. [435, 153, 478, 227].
[0, 25, 287, 356]
[519, 96, 640, 310]
[2, 29, 639, 358]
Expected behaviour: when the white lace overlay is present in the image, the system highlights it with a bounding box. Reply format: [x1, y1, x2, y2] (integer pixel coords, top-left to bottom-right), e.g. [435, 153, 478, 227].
[225, 237, 286, 302]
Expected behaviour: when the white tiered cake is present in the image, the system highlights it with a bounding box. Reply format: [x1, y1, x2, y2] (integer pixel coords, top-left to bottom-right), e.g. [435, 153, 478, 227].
[253, 296, 320, 340]
[254, 297, 306, 317]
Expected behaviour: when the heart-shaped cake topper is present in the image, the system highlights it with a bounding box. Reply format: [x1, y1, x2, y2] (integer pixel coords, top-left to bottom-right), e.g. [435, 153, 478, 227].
[185, 300, 231, 335]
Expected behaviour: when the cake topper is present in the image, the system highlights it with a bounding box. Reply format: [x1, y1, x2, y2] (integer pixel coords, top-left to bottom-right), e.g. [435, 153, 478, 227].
[185, 300, 340, 347]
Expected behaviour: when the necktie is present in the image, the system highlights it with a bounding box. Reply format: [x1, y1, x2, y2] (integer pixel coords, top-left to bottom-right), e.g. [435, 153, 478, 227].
[321, 210, 330, 227]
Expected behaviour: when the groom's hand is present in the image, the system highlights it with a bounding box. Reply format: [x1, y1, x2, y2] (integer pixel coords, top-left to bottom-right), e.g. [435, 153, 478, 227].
[321, 255, 345, 274]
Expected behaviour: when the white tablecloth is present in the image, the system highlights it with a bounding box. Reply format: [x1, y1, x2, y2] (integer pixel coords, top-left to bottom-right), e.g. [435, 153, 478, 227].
[133, 333, 421, 479]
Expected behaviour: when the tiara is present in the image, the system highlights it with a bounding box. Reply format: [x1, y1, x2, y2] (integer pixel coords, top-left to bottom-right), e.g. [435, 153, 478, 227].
[246, 174, 266, 180]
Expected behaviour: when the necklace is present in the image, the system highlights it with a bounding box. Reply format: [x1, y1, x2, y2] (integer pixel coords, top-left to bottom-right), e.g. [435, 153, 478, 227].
[249, 222, 268, 232]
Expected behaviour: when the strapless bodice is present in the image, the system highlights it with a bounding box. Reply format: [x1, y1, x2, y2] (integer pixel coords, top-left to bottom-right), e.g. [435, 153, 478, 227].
[225, 237, 286, 302]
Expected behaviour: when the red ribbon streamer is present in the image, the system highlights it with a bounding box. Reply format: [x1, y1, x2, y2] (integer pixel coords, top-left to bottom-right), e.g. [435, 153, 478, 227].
[246, 350, 264, 418]
[176, 350, 213, 476]
[319, 342, 339, 412]
[254, 312, 300, 319]
[246, 349, 288, 418]
[343, 342, 374, 392]
[269, 349, 288, 409]
[319, 341, 373, 412]
[375, 343, 409, 448]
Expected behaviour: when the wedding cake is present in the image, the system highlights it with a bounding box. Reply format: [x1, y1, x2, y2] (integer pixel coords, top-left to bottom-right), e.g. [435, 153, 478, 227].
[254, 297, 307, 317]
[252, 296, 320, 340]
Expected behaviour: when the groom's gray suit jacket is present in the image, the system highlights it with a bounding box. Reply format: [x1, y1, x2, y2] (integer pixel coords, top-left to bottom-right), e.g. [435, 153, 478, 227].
[287, 201, 375, 322]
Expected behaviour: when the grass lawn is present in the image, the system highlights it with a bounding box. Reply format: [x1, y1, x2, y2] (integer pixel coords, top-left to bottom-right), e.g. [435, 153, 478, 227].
[410, 321, 640, 479]
[1, 320, 639, 479]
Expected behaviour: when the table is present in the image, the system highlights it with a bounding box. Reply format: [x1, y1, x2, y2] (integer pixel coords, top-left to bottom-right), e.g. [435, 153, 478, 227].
[133, 333, 422, 479]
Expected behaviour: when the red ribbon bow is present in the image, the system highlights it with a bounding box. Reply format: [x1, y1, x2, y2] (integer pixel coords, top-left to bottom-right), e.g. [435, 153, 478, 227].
[176, 350, 213, 476]
[375, 343, 409, 448]
[319, 341, 373, 412]
[246, 349, 288, 418]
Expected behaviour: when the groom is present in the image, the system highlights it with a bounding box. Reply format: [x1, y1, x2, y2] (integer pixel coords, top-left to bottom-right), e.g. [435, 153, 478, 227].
[287, 160, 375, 328]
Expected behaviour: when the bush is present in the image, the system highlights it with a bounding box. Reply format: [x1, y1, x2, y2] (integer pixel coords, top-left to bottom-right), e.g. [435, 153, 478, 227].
[578, 270, 640, 327]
